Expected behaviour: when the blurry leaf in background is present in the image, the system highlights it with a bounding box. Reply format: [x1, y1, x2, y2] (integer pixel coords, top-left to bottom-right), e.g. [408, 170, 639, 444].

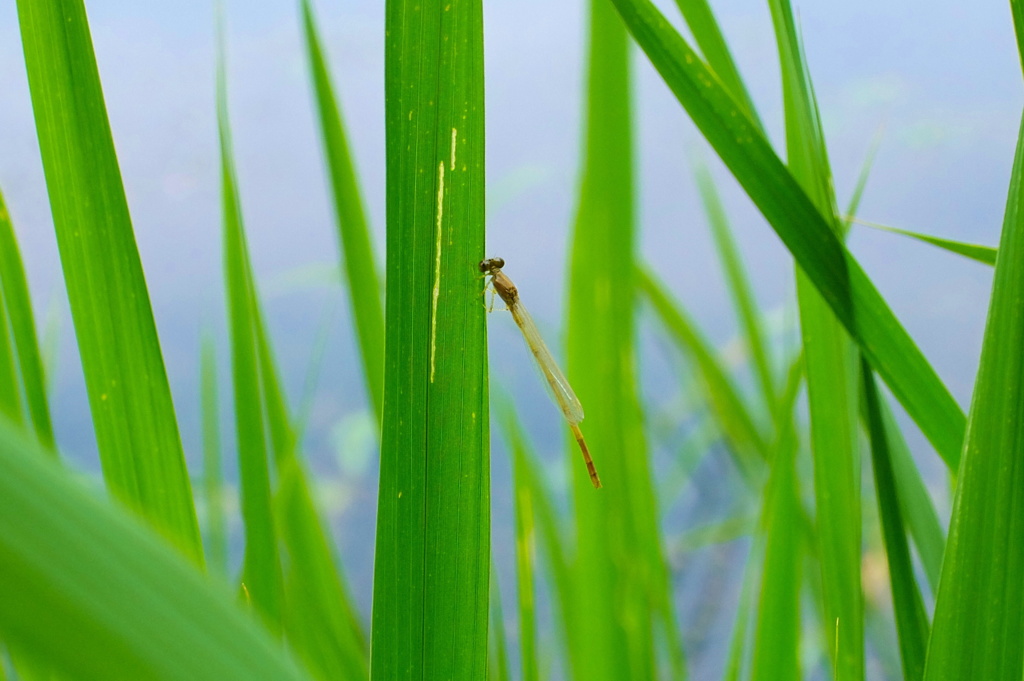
[218, 35, 285, 629]
[750, 352, 804, 681]
[639, 265, 768, 479]
[693, 163, 777, 419]
[565, 0, 682, 678]
[0, 188, 55, 452]
[301, 0, 385, 425]
[16, 0, 203, 562]
[201, 333, 228, 577]
[0, 415, 309, 681]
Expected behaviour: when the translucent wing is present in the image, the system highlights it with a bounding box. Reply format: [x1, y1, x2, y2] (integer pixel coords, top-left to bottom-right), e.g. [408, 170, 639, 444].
[507, 300, 585, 425]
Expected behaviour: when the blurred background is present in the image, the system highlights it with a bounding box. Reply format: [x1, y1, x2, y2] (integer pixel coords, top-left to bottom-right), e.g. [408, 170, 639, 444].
[0, 0, 1018, 677]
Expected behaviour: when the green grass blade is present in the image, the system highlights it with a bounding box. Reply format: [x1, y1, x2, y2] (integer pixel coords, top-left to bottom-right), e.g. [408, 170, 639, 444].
[638, 265, 768, 472]
[566, 2, 676, 678]
[862, 361, 929, 681]
[301, 0, 385, 423]
[218, 42, 284, 627]
[843, 133, 883, 226]
[0, 290, 21, 424]
[1012, 0, 1024, 74]
[15, 0, 203, 560]
[371, 0, 489, 676]
[0, 416, 309, 681]
[769, 3, 864, 677]
[671, 0, 761, 130]
[722, 542, 760, 681]
[608, 0, 966, 470]
[874, 397, 944, 593]
[0, 189, 55, 451]
[923, 112, 1024, 681]
[201, 334, 228, 577]
[498, 406, 574, 675]
[508, 411, 541, 681]
[750, 432, 801, 681]
[750, 351, 803, 681]
[277, 460, 369, 681]
[249, 273, 369, 679]
[693, 164, 776, 417]
[488, 564, 512, 681]
[853, 220, 997, 266]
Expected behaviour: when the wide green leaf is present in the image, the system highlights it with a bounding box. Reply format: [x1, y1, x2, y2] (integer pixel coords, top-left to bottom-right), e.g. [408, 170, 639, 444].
[371, 0, 489, 676]
[608, 0, 966, 470]
[16, 0, 202, 560]
[0, 416, 308, 681]
[924, 111, 1024, 681]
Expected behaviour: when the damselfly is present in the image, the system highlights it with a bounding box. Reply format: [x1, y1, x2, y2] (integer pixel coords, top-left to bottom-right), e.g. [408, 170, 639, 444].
[480, 257, 601, 489]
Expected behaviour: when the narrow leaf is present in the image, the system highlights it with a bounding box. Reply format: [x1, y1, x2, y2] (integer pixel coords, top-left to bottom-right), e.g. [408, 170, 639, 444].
[853, 219, 997, 266]
[862, 361, 929, 681]
[693, 164, 777, 417]
[301, 0, 385, 423]
[0, 188, 55, 450]
[201, 334, 228, 576]
[218, 40, 284, 626]
[638, 265, 768, 473]
[16, 0, 202, 560]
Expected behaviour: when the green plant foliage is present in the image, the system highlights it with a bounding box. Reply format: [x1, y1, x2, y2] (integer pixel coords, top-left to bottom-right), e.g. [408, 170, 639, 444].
[854, 220, 997, 266]
[301, 0, 385, 424]
[218, 47, 285, 628]
[671, 0, 760, 130]
[0, 189, 55, 451]
[15, 0, 203, 561]
[506, 410, 540, 681]
[201, 334, 228, 577]
[0, 416, 308, 681]
[608, 0, 966, 470]
[371, 0, 489, 677]
[923, 112, 1024, 681]
[769, 1, 864, 676]
[693, 165, 776, 416]
[862, 362, 929, 681]
[564, 1, 681, 678]
[638, 265, 767, 475]
[750, 356, 803, 681]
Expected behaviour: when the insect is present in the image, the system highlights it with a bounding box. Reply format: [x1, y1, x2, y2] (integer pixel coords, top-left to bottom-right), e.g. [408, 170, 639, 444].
[479, 257, 601, 489]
